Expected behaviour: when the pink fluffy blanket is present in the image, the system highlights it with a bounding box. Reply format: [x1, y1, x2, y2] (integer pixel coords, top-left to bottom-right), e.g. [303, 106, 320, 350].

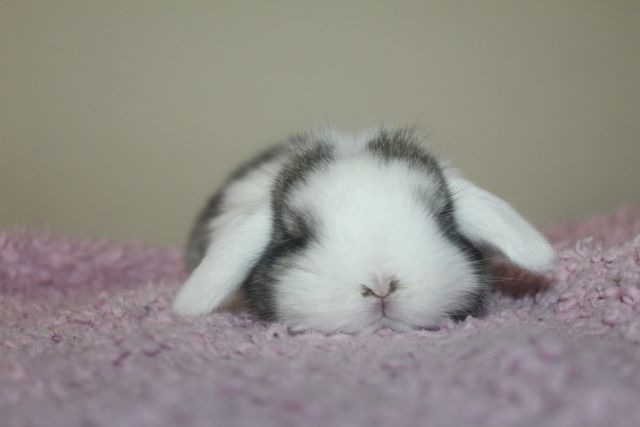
[2, 207, 640, 427]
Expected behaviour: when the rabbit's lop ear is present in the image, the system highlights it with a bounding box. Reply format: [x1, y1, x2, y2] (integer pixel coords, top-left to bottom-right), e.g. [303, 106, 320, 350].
[444, 169, 556, 273]
[172, 205, 272, 316]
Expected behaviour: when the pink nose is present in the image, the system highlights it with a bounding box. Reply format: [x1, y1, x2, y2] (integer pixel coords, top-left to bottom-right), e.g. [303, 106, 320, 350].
[361, 279, 399, 298]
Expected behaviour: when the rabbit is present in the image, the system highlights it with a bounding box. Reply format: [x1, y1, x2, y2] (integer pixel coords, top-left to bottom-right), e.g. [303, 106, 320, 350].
[172, 127, 556, 334]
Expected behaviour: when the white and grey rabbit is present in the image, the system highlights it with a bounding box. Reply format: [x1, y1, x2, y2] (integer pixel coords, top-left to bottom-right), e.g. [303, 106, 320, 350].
[173, 127, 556, 333]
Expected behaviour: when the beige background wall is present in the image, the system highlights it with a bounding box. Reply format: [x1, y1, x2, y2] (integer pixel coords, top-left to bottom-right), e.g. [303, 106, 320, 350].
[1, 1, 639, 246]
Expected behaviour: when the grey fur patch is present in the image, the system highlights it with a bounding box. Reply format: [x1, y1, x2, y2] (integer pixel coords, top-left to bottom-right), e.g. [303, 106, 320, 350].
[367, 128, 450, 213]
[448, 286, 490, 321]
[243, 139, 337, 321]
[271, 143, 335, 239]
[184, 191, 223, 272]
[367, 128, 439, 171]
[184, 144, 285, 271]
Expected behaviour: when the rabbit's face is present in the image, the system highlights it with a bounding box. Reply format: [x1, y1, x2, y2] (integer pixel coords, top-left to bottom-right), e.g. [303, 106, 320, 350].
[246, 154, 486, 334]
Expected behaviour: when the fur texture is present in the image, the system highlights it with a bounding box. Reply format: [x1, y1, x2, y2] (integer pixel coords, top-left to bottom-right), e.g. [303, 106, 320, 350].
[173, 127, 556, 333]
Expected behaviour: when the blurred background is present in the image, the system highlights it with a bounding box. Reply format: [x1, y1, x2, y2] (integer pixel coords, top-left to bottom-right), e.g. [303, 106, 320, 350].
[1, 1, 639, 246]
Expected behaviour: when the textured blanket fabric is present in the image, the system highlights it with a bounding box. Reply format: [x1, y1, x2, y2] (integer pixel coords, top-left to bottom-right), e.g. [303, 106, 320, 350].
[2, 207, 640, 427]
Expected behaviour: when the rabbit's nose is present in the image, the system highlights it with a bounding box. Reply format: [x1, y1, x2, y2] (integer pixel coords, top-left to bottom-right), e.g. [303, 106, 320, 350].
[361, 279, 399, 299]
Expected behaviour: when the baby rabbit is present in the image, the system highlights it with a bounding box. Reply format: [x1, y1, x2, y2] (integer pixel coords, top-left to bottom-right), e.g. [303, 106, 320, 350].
[173, 127, 555, 333]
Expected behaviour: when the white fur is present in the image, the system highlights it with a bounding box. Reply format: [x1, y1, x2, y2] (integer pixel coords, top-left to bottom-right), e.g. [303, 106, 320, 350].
[444, 168, 556, 273]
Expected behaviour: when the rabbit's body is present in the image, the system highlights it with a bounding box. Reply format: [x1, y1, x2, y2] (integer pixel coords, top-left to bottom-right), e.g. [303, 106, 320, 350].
[174, 127, 555, 333]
